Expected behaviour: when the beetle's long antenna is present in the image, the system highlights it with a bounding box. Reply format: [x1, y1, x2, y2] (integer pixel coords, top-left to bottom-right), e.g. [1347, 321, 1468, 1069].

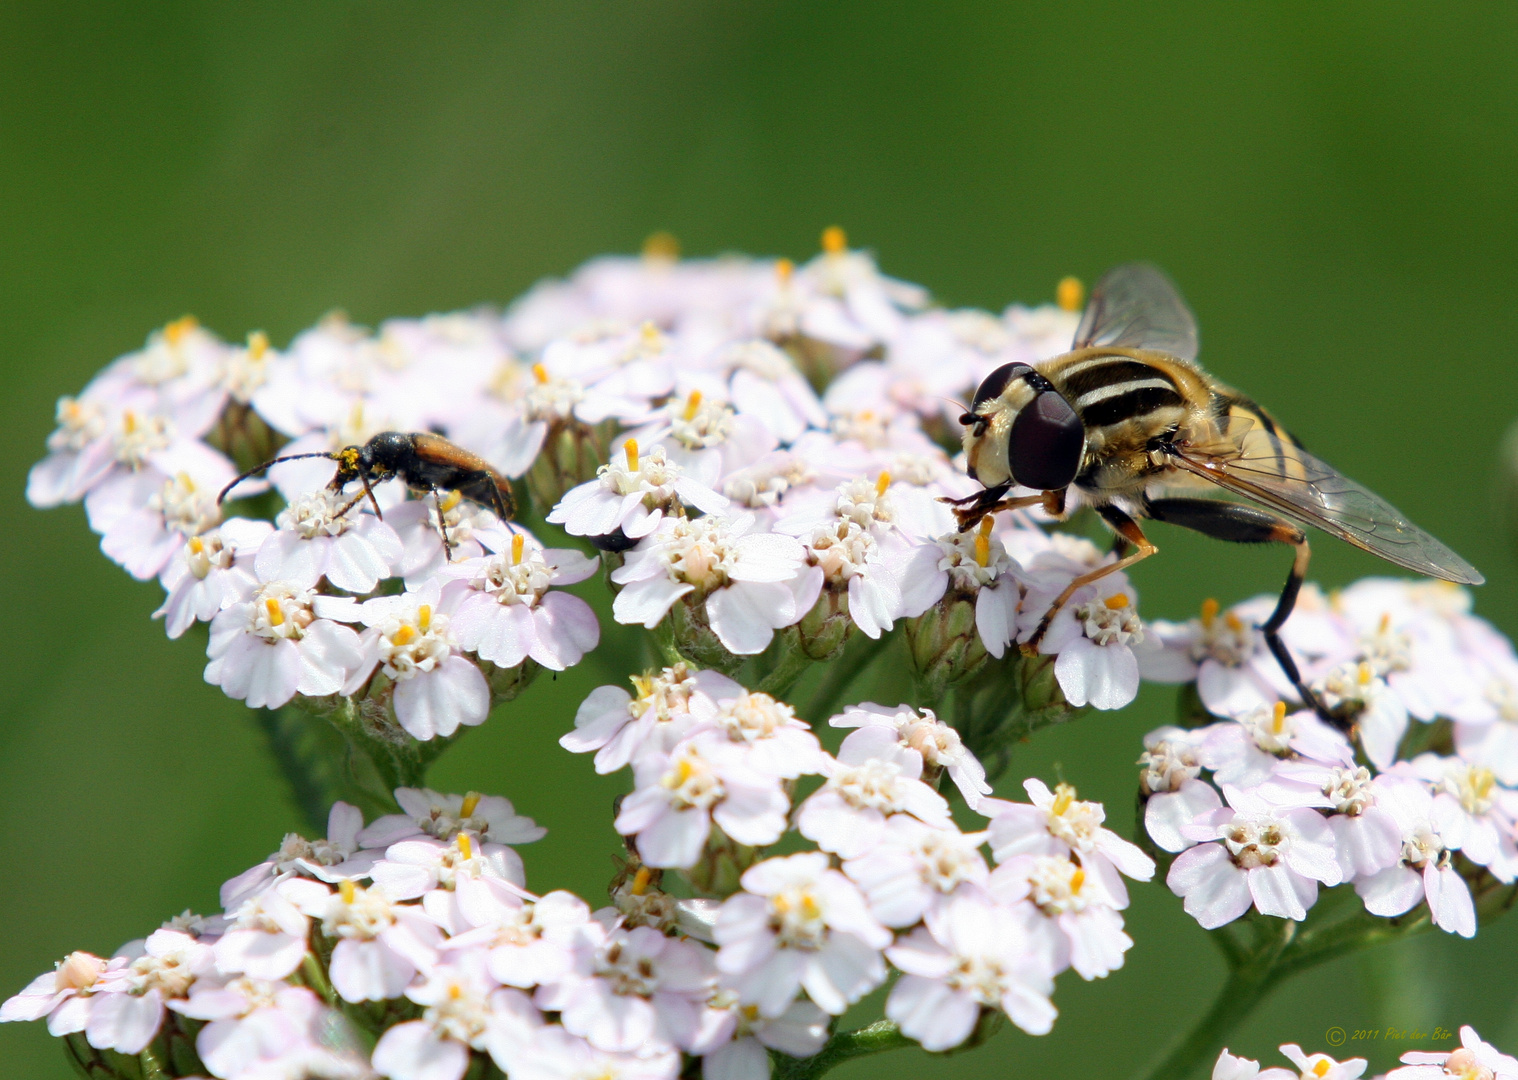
[218, 453, 338, 504]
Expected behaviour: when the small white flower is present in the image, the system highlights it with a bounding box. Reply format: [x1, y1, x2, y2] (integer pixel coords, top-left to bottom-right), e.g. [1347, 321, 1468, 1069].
[1029, 576, 1145, 711]
[94, 460, 234, 581]
[0, 952, 118, 1039]
[611, 511, 809, 655]
[204, 579, 363, 710]
[497, 1023, 679, 1080]
[984, 779, 1155, 904]
[842, 814, 990, 927]
[692, 690, 827, 780]
[371, 831, 528, 901]
[1167, 785, 1342, 928]
[445, 533, 601, 671]
[796, 726, 953, 859]
[830, 702, 991, 809]
[549, 440, 728, 545]
[1314, 660, 1410, 770]
[219, 801, 379, 911]
[714, 852, 891, 1018]
[615, 737, 790, 869]
[154, 518, 273, 639]
[213, 878, 322, 980]
[298, 880, 443, 1002]
[885, 890, 1056, 1047]
[1386, 1024, 1518, 1079]
[358, 788, 546, 849]
[693, 993, 829, 1080]
[1353, 776, 1478, 938]
[170, 977, 337, 1080]
[373, 954, 534, 1080]
[988, 854, 1134, 980]
[535, 924, 716, 1053]
[388, 490, 515, 586]
[255, 487, 404, 593]
[915, 523, 1024, 660]
[440, 880, 591, 989]
[561, 665, 743, 775]
[87, 929, 215, 1055]
[346, 581, 491, 741]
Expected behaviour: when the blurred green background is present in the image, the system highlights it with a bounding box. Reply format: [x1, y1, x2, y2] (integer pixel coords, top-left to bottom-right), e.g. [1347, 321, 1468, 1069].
[5, 2, 1518, 1076]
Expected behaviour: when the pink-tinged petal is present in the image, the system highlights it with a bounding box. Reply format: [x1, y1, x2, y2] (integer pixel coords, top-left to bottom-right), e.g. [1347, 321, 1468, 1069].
[455, 598, 535, 669]
[1096, 831, 1155, 882]
[633, 806, 711, 869]
[703, 1035, 769, 1080]
[560, 685, 635, 758]
[734, 950, 807, 1019]
[1247, 864, 1307, 921]
[226, 636, 303, 710]
[886, 976, 977, 1051]
[1425, 865, 1476, 938]
[393, 657, 490, 740]
[545, 547, 600, 586]
[804, 933, 886, 1014]
[531, 592, 600, 670]
[1145, 781, 1223, 854]
[1056, 638, 1139, 711]
[1197, 663, 1273, 718]
[1356, 865, 1424, 917]
[255, 530, 326, 590]
[1168, 844, 1252, 929]
[1330, 809, 1403, 879]
[712, 785, 789, 848]
[296, 619, 364, 696]
[613, 575, 695, 628]
[101, 510, 179, 580]
[46, 995, 92, 1036]
[975, 582, 1018, 659]
[86, 990, 163, 1054]
[330, 938, 415, 1002]
[326, 530, 393, 593]
[707, 583, 788, 655]
[373, 1020, 470, 1080]
[1279, 808, 1342, 886]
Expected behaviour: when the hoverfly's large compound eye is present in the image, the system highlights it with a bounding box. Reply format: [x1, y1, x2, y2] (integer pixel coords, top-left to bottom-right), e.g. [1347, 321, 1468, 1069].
[970, 362, 1030, 415]
[1008, 389, 1083, 491]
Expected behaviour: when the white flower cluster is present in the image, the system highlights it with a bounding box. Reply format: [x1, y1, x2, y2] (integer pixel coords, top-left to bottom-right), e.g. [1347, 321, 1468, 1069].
[1141, 579, 1518, 936]
[1210, 1025, 1518, 1079]
[2, 740, 1148, 1080]
[27, 234, 1155, 717]
[565, 673, 1153, 1052]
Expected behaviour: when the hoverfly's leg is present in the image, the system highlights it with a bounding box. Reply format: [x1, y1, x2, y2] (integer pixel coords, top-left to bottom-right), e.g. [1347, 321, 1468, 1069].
[431, 487, 455, 564]
[1023, 507, 1158, 653]
[1144, 497, 1329, 720]
[942, 490, 1046, 533]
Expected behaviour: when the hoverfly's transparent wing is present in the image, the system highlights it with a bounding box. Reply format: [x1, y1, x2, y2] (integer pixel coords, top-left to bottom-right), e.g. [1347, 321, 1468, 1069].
[1170, 415, 1483, 585]
[1073, 263, 1200, 362]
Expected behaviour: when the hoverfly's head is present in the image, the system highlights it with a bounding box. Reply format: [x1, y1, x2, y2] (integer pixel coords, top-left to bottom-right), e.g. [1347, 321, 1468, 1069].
[961, 362, 1084, 492]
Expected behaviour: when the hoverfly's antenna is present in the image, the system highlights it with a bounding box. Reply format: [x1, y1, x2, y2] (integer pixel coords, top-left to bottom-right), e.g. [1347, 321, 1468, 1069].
[217, 452, 340, 505]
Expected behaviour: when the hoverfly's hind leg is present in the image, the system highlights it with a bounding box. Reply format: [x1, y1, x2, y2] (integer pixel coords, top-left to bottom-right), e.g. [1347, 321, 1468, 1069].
[1144, 497, 1331, 722]
[1023, 505, 1158, 652]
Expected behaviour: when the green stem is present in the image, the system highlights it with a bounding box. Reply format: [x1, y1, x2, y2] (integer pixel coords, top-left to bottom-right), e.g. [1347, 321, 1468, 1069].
[772, 1020, 915, 1080]
[254, 707, 351, 833]
[138, 1042, 171, 1080]
[804, 631, 891, 723]
[1133, 919, 1295, 1080]
[300, 951, 338, 1006]
[756, 635, 817, 699]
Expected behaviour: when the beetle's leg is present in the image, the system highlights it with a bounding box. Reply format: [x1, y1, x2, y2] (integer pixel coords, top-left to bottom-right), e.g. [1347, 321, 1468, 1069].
[430, 486, 456, 563]
[1144, 497, 1326, 720]
[1023, 506, 1157, 652]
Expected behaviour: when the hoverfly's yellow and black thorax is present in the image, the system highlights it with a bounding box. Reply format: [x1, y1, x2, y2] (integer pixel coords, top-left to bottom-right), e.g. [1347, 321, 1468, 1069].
[962, 362, 1085, 493]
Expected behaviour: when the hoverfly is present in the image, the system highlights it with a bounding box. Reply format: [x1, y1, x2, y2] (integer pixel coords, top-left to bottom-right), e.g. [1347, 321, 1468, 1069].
[219, 431, 515, 559]
[948, 263, 1482, 712]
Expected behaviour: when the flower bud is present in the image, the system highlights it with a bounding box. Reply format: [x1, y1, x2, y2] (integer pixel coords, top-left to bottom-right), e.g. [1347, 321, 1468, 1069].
[667, 596, 745, 675]
[795, 588, 855, 661]
[905, 593, 988, 693]
[680, 826, 758, 898]
[481, 657, 540, 704]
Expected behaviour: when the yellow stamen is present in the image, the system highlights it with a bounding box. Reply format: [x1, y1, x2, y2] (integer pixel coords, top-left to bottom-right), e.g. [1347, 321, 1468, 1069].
[164, 315, 198, 346]
[682, 390, 703, 421]
[775, 257, 794, 284]
[1272, 701, 1287, 734]
[177, 471, 195, 491]
[1358, 661, 1373, 686]
[458, 833, 474, 860]
[625, 438, 640, 473]
[1200, 597, 1219, 629]
[631, 867, 655, 896]
[1056, 276, 1085, 312]
[512, 532, 525, 565]
[1051, 783, 1076, 816]
[1224, 611, 1244, 633]
[642, 231, 680, 260]
[246, 330, 269, 360]
[391, 624, 416, 646]
[1104, 593, 1130, 610]
[340, 880, 356, 904]
[1312, 1062, 1331, 1079]
[448, 983, 464, 1001]
[975, 516, 993, 568]
[439, 489, 463, 513]
[264, 598, 284, 627]
[1378, 612, 1391, 635]
[460, 792, 481, 818]
[875, 471, 891, 496]
[821, 225, 847, 255]
[1070, 866, 1085, 892]
[640, 321, 662, 347]
[418, 605, 432, 633]
[799, 894, 822, 920]
[630, 674, 653, 699]
[123, 411, 139, 435]
[188, 536, 205, 555]
[531, 362, 549, 384]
